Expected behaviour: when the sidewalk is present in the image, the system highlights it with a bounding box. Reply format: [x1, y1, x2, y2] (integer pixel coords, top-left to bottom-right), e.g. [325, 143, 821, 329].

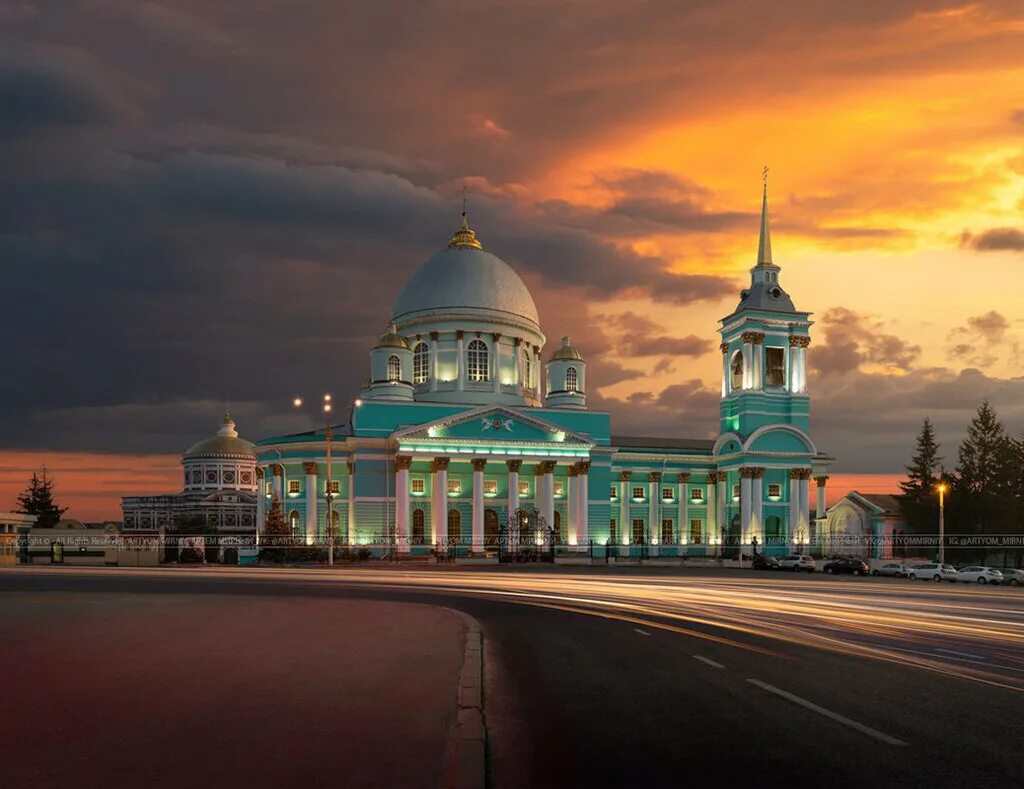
[1, 590, 476, 788]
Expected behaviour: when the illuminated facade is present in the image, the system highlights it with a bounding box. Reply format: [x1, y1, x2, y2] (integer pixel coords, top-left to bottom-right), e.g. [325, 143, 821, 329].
[256, 190, 833, 556]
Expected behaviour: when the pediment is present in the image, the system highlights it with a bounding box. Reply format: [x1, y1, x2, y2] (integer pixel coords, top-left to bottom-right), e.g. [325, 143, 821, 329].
[393, 406, 593, 448]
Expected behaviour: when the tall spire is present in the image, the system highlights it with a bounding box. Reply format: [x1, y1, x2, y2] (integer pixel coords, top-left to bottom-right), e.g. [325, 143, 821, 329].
[756, 166, 773, 266]
[448, 186, 483, 249]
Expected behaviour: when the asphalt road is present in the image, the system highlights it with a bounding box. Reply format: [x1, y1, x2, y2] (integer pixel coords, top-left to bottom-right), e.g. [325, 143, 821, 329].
[2, 566, 1021, 788]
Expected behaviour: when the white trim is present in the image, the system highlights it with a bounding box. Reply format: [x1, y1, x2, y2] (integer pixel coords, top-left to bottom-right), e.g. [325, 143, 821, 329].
[744, 424, 817, 455]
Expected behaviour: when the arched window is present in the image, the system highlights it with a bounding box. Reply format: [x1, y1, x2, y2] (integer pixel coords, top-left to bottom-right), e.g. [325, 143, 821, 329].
[448, 508, 462, 544]
[288, 510, 300, 533]
[730, 351, 744, 390]
[412, 342, 429, 384]
[522, 347, 531, 387]
[566, 366, 578, 392]
[412, 509, 425, 544]
[387, 354, 401, 382]
[467, 339, 489, 382]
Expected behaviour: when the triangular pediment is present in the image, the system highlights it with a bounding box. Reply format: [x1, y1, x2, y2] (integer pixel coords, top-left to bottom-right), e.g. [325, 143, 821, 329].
[393, 406, 593, 448]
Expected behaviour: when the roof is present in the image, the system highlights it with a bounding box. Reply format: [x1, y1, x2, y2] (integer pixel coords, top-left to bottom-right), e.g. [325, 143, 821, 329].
[550, 336, 584, 361]
[183, 415, 257, 458]
[612, 435, 716, 452]
[257, 422, 353, 446]
[854, 493, 902, 514]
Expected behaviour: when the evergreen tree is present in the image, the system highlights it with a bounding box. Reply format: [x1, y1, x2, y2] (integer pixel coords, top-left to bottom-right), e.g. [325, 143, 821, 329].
[16, 467, 67, 528]
[263, 496, 289, 537]
[953, 401, 1013, 534]
[898, 418, 942, 534]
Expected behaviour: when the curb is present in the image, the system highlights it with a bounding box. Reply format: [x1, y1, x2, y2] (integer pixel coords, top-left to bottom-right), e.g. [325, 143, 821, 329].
[443, 611, 487, 789]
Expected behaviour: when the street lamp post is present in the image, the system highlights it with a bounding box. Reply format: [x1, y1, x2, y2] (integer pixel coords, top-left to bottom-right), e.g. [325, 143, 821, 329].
[295, 394, 334, 566]
[937, 482, 947, 565]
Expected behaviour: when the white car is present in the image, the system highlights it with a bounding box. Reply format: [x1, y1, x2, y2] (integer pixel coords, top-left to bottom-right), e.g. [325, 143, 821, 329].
[956, 566, 1003, 585]
[1000, 568, 1023, 586]
[872, 562, 910, 578]
[778, 555, 816, 572]
[907, 563, 958, 582]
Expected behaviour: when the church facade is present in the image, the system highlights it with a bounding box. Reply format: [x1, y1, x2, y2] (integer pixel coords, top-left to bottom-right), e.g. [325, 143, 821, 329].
[256, 188, 833, 557]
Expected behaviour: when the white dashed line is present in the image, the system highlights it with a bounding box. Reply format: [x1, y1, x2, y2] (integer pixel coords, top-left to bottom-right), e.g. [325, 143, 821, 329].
[746, 679, 907, 746]
[633, 628, 651, 636]
[693, 655, 725, 669]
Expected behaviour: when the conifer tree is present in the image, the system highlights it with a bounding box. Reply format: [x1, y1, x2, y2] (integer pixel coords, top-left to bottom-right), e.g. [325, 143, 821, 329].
[16, 467, 67, 528]
[263, 496, 289, 537]
[953, 401, 1013, 533]
[898, 418, 942, 533]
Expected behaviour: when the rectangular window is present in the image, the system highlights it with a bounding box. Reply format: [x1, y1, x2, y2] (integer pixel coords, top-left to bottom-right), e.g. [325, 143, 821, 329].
[661, 519, 673, 544]
[732, 483, 740, 500]
[327, 480, 340, 495]
[632, 486, 645, 500]
[609, 518, 617, 543]
[690, 487, 704, 502]
[690, 519, 703, 544]
[519, 481, 530, 496]
[553, 481, 564, 496]
[265, 481, 272, 496]
[447, 480, 462, 495]
[765, 347, 786, 387]
[411, 478, 425, 494]
[662, 488, 674, 501]
[610, 486, 617, 500]
[483, 479, 497, 495]
[767, 483, 781, 498]
[287, 480, 300, 494]
[632, 518, 645, 543]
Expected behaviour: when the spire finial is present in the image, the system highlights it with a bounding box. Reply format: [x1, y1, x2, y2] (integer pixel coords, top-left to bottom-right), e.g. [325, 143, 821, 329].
[448, 185, 483, 249]
[756, 167, 773, 266]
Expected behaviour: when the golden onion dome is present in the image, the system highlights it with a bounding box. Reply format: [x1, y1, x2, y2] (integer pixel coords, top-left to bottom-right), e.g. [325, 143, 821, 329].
[550, 336, 584, 361]
[375, 323, 409, 350]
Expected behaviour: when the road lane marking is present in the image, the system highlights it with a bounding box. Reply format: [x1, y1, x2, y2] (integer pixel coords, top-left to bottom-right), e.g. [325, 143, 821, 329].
[746, 679, 907, 746]
[693, 655, 725, 669]
[633, 628, 651, 636]
[935, 648, 983, 659]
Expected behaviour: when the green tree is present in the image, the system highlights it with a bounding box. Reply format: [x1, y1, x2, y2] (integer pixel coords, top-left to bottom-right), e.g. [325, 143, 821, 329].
[263, 496, 289, 538]
[898, 418, 942, 533]
[16, 467, 67, 528]
[953, 401, 1014, 535]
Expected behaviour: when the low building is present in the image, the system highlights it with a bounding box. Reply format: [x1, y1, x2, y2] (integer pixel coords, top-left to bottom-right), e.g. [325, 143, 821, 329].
[0, 512, 37, 565]
[823, 492, 910, 560]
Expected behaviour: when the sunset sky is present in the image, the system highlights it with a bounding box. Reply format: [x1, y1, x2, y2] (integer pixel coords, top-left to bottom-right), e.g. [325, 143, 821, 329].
[3, 1, 1024, 520]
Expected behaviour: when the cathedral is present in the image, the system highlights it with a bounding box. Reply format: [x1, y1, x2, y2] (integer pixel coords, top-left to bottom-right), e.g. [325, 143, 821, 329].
[253, 186, 834, 557]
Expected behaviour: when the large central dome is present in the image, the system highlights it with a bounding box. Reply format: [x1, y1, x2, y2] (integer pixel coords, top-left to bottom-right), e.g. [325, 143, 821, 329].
[391, 218, 540, 330]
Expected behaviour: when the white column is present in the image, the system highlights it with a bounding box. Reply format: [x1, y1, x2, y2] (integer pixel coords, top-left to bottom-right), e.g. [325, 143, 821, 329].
[491, 334, 500, 393]
[619, 473, 631, 545]
[814, 475, 828, 550]
[432, 458, 449, 546]
[348, 460, 356, 544]
[471, 458, 485, 554]
[577, 462, 590, 546]
[567, 468, 578, 545]
[542, 462, 555, 534]
[512, 340, 521, 386]
[396, 457, 411, 553]
[507, 460, 521, 516]
[716, 474, 728, 542]
[742, 341, 753, 389]
[678, 474, 690, 544]
[799, 346, 808, 393]
[752, 342, 762, 390]
[534, 348, 541, 390]
[721, 343, 730, 396]
[751, 469, 764, 548]
[648, 473, 660, 545]
[303, 462, 317, 546]
[705, 474, 717, 543]
[456, 332, 464, 392]
[740, 471, 752, 546]
[256, 469, 266, 540]
[788, 340, 799, 392]
[788, 469, 800, 548]
[271, 465, 283, 501]
[429, 332, 439, 392]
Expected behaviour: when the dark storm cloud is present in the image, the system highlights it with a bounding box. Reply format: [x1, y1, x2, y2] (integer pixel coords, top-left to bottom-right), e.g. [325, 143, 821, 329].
[809, 308, 921, 376]
[960, 227, 1024, 251]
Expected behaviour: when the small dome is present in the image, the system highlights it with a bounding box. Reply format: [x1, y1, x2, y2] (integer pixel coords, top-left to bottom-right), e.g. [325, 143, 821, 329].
[375, 323, 409, 350]
[392, 218, 540, 328]
[183, 414, 257, 458]
[550, 336, 584, 361]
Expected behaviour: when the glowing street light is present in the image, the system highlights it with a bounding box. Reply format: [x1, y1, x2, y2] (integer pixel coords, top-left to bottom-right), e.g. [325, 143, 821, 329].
[294, 393, 335, 566]
[936, 482, 947, 564]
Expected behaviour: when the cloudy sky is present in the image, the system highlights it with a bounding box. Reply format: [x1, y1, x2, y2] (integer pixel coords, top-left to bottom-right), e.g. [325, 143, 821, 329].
[2, 0, 1023, 519]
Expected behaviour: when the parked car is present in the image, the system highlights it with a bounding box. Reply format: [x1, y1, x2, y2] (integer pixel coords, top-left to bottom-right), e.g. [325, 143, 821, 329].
[779, 555, 816, 572]
[752, 554, 780, 570]
[872, 562, 910, 578]
[823, 557, 870, 576]
[907, 563, 958, 582]
[956, 566, 1003, 585]
[1000, 568, 1024, 586]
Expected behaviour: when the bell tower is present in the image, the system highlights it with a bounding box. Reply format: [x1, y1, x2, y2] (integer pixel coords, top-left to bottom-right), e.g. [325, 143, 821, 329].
[718, 178, 812, 438]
